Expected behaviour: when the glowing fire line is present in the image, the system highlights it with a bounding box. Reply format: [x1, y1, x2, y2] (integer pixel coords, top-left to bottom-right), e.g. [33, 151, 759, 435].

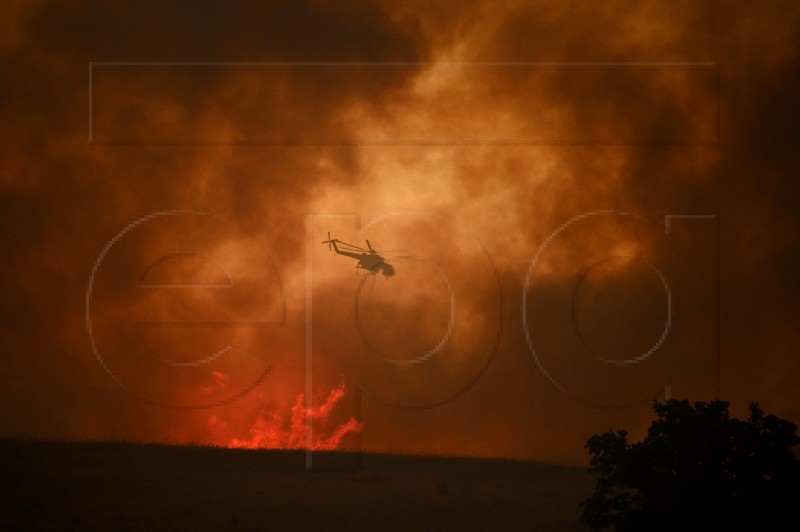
[208, 381, 361, 450]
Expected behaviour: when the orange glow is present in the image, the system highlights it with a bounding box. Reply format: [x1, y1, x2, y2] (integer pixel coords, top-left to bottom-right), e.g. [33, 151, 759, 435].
[201, 370, 230, 395]
[1, 1, 799, 466]
[208, 382, 361, 451]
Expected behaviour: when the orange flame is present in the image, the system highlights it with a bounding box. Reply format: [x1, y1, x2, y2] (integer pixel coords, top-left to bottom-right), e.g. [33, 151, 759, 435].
[209, 380, 361, 451]
[200, 370, 229, 395]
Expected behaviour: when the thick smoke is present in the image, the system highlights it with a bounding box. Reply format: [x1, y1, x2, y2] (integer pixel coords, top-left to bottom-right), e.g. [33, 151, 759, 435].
[0, 0, 798, 463]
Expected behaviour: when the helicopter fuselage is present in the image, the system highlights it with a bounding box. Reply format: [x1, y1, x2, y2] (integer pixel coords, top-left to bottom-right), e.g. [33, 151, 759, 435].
[336, 249, 393, 275]
[323, 236, 396, 277]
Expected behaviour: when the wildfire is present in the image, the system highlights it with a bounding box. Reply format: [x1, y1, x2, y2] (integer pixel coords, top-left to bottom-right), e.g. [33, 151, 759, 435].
[201, 370, 229, 395]
[208, 380, 362, 451]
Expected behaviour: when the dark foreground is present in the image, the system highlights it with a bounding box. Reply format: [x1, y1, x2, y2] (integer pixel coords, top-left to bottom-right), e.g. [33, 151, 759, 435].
[0, 439, 593, 531]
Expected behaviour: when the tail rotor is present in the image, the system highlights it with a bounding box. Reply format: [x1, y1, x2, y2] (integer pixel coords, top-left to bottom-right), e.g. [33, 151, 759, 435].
[321, 231, 334, 252]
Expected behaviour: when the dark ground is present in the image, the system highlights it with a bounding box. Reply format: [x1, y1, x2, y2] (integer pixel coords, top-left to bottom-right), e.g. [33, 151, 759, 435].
[0, 439, 594, 531]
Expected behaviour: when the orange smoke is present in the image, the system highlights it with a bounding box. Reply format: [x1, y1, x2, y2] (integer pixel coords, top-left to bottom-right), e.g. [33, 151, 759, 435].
[208, 380, 361, 451]
[201, 370, 230, 395]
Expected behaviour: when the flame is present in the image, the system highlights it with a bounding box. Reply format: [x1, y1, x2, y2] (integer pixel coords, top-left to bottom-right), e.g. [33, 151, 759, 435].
[208, 380, 362, 451]
[200, 370, 230, 395]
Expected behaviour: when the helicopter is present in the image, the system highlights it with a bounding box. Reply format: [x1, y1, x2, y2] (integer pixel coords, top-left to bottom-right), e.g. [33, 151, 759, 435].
[321, 232, 401, 277]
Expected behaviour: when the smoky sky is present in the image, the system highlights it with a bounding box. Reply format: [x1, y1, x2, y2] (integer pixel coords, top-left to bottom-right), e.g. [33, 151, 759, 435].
[1, 0, 799, 464]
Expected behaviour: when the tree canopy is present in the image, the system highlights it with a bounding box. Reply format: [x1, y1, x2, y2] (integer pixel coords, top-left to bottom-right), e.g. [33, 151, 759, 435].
[580, 399, 800, 531]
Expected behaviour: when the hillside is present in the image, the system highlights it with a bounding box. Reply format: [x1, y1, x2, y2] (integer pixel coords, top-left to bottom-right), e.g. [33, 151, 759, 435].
[0, 439, 594, 530]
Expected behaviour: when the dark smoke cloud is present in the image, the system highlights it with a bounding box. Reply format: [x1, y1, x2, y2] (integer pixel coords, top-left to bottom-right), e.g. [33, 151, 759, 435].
[1, 0, 798, 464]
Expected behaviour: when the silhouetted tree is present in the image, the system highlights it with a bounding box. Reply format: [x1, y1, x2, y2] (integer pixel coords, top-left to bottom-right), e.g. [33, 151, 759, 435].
[580, 399, 800, 531]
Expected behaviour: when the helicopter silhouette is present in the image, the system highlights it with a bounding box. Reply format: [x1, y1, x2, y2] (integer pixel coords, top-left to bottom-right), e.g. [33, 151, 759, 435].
[322, 232, 409, 277]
